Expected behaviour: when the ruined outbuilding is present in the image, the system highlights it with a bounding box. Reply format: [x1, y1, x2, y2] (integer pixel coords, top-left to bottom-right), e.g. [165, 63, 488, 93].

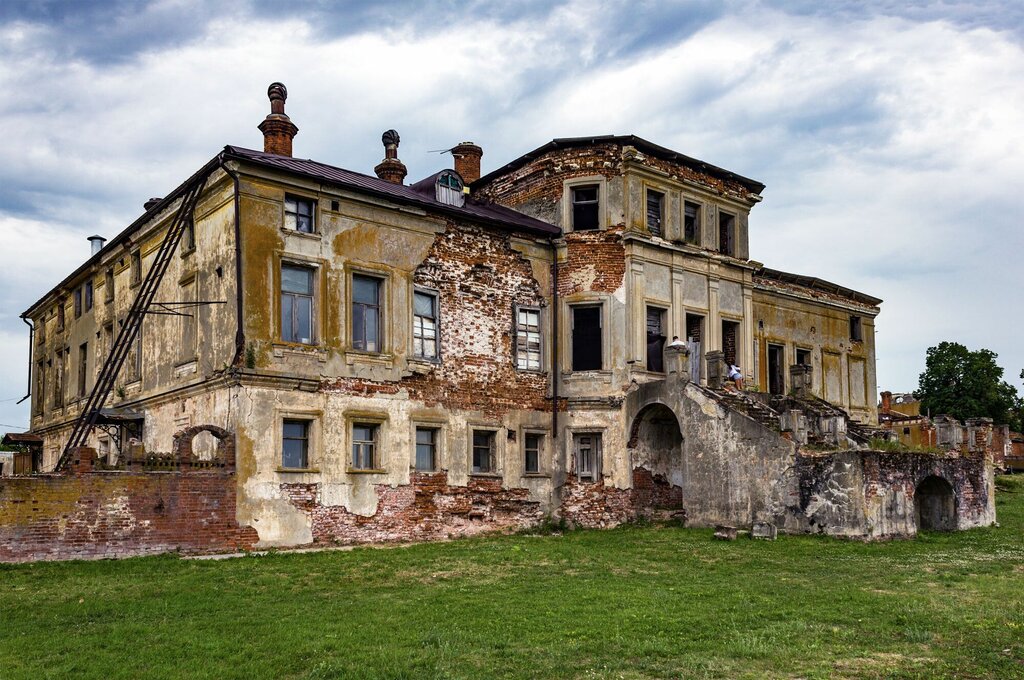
[1, 84, 995, 561]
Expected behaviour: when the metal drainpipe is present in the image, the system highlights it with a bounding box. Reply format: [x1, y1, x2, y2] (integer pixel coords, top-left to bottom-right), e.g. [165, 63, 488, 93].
[17, 316, 33, 405]
[550, 238, 559, 438]
[218, 154, 245, 367]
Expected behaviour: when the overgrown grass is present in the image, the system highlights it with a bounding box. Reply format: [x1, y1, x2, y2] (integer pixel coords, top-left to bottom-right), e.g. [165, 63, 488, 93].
[2, 478, 1024, 679]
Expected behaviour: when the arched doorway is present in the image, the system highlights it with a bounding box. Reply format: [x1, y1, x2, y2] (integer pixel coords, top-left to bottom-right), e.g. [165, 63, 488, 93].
[915, 475, 957, 532]
[628, 403, 685, 512]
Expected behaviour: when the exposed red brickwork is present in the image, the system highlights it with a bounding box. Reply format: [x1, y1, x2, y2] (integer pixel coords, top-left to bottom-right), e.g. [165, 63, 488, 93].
[631, 467, 684, 511]
[559, 475, 634, 528]
[559, 227, 627, 296]
[0, 446, 257, 562]
[282, 472, 543, 544]
[323, 221, 556, 420]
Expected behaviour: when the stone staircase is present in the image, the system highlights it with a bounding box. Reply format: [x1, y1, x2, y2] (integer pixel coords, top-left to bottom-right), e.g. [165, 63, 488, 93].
[702, 387, 783, 433]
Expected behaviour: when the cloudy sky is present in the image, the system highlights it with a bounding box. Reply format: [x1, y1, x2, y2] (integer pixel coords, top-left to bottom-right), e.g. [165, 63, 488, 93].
[0, 0, 1021, 430]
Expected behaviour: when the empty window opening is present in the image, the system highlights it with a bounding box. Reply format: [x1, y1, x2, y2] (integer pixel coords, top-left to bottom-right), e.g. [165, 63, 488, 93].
[646, 306, 666, 372]
[352, 274, 382, 352]
[415, 427, 437, 472]
[767, 343, 785, 395]
[282, 419, 309, 469]
[571, 305, 602, 371]
[131, 250, 142, 285]
[77, 342, 88, 398]
[84, 281, 93, 312]
[281, 264, 315, 344]
[718, 211, 735, 257]
[796, 348, 811, 366]
[34, 361, 45, 415]
[105, 268, 114, 302]
[646, 189, 664, 237]
[516, 307, 542, 371]
[524, 433, 542, 474]
[180, 278, 197, 361]
[74, 287, 82, 318]
[684, 201, 701, 244]
[352, 423, 378, 470]
[56, 299, 65, 330]
[850, 316, 863, 342]
[413, 290, 439, 360]
[574, 432, 602, 482]
[472, 430, 496, 474]
[571, 185, 599, 231]
[192, 430, 218, 462]
[54, 350, 64, 407]
[285, 195, 315, 233]
[722, 320, 739, 367]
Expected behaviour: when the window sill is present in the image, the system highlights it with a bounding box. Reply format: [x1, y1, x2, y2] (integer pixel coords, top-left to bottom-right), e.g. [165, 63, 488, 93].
[522, 472, 550, 479]
[469, 472, 502, 479]
[280, 227, 322, 241]
[515, 368, 547, 375]
[345, 351, 394, 368]
[179, 247, 195, 259]
[277, 467, 320, 474]
[347, 468, 387, 475]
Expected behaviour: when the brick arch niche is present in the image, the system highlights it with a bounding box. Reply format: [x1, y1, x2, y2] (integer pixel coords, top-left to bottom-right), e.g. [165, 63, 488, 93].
[172, 425, 235, 466]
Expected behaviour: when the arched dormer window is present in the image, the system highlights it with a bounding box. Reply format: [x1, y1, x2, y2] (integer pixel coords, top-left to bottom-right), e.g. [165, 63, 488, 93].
[436, 171, 465, 207]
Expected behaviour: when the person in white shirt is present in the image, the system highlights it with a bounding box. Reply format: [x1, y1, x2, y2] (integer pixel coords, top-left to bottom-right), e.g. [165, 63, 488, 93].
[727, 364, 743, 390]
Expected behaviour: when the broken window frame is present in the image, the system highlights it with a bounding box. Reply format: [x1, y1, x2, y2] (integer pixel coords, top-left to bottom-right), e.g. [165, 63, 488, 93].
[56, 299, 65, 331]
[570, 304, 603, 372]
[574, 432, 602, 482]
[74, 287, 82, 319]
[515, 305, 543, 372]
[281, 419, 310, 470]
[351, 422, 379, 471]
[284, 195, 316, 234]
[796, 348, 811, 366]
[130, 250, 142, 286]
[77, 342, 88, 399]
[281, 263, 316, 345]
[471, 429, 496, 475]
[54, 350, 64, 408]
[412, 288, 440, 361]
[645, 305, 667, 373]
[435, 171, 465, 207]
[570, 184, 600, 231]
[683, 200, 701, 245]
[84, 280, 93, 312]
[646, 188, 664, 238]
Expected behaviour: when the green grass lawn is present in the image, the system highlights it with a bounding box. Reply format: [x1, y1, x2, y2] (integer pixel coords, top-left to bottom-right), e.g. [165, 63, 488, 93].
[2, 478, 1024, 679]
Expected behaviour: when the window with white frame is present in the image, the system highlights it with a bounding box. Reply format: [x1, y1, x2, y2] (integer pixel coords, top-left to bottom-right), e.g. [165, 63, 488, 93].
[351, 423, 378, 470]
[515, 306, 542, 371]
[281, 264, 315, 344]
[574, 432, 602, 481]
[471, 430, 496, 474]
[413, 290, 439, 360]
[285, 195, 315, 233]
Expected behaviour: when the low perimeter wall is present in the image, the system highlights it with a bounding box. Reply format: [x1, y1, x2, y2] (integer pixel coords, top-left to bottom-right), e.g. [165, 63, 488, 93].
[0, 439, 258, 563]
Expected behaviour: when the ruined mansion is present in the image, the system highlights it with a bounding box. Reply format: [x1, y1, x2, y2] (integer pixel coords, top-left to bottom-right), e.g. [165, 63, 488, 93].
[1, 84, 996, 561]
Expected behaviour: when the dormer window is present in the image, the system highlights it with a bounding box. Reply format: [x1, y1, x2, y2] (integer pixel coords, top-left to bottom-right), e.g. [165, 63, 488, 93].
[436, 171, 464, 207]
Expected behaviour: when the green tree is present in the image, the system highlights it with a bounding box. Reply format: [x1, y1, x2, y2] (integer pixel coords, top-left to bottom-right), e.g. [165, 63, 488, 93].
[915, 342, 1022, 431]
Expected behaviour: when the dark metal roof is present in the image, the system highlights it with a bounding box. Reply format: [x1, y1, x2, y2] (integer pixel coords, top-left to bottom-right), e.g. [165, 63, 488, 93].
[2, 432, 42, 446]
[755, 267, 883, 307]
[473, 134, 766, 195]
[222, 146, 559, 237]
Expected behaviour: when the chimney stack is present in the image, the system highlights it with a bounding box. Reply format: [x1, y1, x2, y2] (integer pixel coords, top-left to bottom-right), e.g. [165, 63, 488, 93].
[87, 235, 106, 256]
[452, 142, 483, 185]
[258, 82, 299, 157]
[374, 130, 408, 184]
[880, 391, 892, 413]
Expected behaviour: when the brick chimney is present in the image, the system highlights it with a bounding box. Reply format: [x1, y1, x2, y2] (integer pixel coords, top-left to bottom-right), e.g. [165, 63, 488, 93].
[880, 391, 892, 413]
[258, 82, 298, 157]
[374, 129, 407, 184]
[452, 141, 483, 184]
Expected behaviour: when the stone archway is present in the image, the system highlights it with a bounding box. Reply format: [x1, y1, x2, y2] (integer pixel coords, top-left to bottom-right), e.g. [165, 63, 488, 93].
[915, 475, 957, 532]
[172, 425, 235, 466]
[628, 402, 685, 512]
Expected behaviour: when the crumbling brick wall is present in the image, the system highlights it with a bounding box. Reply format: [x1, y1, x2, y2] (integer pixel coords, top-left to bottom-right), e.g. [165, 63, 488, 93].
[282, 472, 543, 544]
[0, 444, 257, 562]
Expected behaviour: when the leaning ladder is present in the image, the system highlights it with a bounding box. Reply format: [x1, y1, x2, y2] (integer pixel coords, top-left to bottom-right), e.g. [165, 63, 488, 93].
[57, 176, 208, 470]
